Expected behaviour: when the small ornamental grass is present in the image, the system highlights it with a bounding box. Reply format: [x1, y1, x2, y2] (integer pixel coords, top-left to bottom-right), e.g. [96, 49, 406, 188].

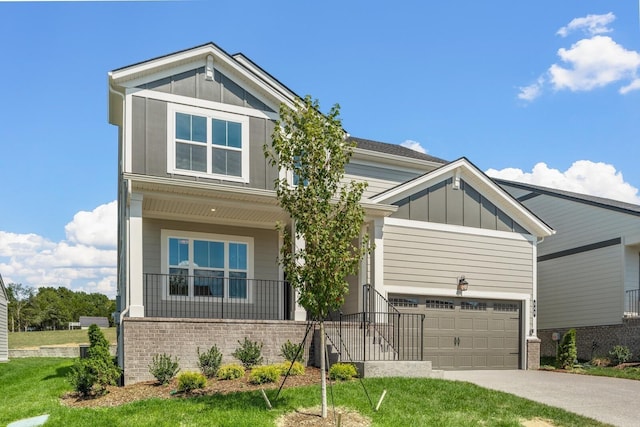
[277, 361, 305, 376]
[329, 363, 358, 381]
[177, 371, 207, 392]
[148, 353, 180, 385]
[232, 337, 263, 369]
[217, 363, 245, 380]
[197, 345, 223, 378]
[248, 365, 281, 385]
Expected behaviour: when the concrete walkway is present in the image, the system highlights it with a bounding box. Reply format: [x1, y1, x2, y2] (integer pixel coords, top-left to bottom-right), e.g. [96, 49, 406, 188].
[443, 370, 640, 427]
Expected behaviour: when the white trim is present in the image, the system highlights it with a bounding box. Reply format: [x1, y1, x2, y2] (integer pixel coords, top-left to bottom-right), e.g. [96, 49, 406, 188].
[131, 88, 279, 121]
[352, 147, 444, 169]
[117, 59, 207, 89]
[167, 103, 250, 183]
[124, 94, 133, 174]
[160, 229, 254, 302]
[385, 217, 535, 242]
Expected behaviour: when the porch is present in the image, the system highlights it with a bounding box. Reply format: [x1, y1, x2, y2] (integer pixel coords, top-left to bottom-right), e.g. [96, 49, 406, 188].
[625, 289, 640, 318]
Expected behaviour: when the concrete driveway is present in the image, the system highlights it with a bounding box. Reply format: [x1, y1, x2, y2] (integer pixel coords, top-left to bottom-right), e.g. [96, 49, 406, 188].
[444, 370, 640, 427]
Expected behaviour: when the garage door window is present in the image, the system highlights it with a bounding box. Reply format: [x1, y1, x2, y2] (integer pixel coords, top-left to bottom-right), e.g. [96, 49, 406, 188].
[494, 303, 518, 312]
[461, 301, 487, 311]
[425, 299, 454, 309]
[389, 297, 418, 307]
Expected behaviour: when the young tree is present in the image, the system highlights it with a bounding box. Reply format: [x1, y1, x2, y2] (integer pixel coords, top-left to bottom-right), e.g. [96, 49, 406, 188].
[6, 283, 35, 332]
[264, 95, 369, 417]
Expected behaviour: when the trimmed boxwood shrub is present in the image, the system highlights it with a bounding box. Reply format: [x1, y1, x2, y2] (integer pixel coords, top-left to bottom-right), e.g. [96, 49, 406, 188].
[249, 365, 281, 384]
[177, 371, 207, 392]
[329, 363, 358, 381]
[217, 364, 245, 380]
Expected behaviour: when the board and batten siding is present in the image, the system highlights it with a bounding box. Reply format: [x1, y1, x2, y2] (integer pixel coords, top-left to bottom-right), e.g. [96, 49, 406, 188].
[537, 244, 622, 329]
[130, 70, 278, 190]
[383, 223, 534, 294]
[142, 218, 280, 280]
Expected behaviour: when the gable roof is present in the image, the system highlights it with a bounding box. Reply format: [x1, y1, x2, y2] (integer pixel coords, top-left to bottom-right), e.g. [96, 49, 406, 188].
[372, 158, 554, 238]
[495, 179, 640, 217]
[349, 136, 448, 164]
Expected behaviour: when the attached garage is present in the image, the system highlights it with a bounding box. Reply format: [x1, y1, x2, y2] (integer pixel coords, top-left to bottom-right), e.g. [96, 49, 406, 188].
[391, 294, 521, 369]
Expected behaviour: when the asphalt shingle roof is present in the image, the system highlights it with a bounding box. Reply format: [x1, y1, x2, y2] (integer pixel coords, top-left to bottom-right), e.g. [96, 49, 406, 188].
[349, 136, 448, 164]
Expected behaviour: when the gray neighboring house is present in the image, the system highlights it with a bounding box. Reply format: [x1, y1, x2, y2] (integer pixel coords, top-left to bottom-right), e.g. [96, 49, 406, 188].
[1, 274, 8, 362]
[108, 43, 554, 384]
[497, 179, 640, 360]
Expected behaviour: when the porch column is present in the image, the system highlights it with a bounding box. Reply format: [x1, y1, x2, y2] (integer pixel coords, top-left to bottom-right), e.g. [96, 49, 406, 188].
[370, 218, 385, 302]
[128, 192, 144, 317]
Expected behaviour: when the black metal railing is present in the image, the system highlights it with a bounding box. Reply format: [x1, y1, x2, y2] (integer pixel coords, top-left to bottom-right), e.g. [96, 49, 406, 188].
[625, 289, 640, 318]
[144, 273, 291, 320]
[325, 284, 424, 362]
[334, 311, 424, 362]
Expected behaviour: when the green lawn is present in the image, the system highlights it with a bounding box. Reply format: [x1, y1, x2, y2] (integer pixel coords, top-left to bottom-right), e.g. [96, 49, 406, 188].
[0, 358, 609, 427]
[8, 328, 116, 349]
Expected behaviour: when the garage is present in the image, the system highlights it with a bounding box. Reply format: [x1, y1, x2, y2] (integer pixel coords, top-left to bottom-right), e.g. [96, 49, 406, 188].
[390, 295, 521, 369]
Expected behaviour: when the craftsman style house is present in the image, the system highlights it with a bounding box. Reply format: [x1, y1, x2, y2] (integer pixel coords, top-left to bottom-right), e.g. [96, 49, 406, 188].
[497, 180, 640, 360]
[109, 43, 553, 384]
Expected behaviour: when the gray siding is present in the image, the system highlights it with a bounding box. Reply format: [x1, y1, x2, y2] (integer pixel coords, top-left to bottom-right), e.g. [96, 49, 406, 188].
[502, 185, 640, 328]
[143, 218, 279, 279]
[537, 245, 622, 329]
[384, 224, 534, 294]
[344, 162, 423, 199]
[0, 284, 7, 362]
[131, 96, 276, 190]
[140, 68, 274, 112]
[393, 179, 527, 233]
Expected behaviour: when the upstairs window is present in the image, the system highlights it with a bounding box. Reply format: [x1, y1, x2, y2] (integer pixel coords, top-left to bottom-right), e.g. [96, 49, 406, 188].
[168, 105, 249, 182]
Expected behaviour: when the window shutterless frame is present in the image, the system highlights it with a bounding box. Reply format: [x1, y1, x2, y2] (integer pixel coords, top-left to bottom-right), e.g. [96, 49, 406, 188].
[167, 103, 250, 183]
[160, 230, 254, 303]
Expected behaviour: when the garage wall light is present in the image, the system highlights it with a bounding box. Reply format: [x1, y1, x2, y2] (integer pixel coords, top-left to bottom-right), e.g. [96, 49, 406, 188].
[457, 276, 469, 292]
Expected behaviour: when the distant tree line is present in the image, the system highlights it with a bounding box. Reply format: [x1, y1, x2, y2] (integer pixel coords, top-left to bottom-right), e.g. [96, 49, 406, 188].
[6, 283, 116, 332]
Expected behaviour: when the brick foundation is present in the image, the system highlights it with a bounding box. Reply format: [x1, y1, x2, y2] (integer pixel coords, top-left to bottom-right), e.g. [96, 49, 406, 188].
[526, 337, 541, 370]
[122, 318, 315, 385]
[538, 318, 640, 361]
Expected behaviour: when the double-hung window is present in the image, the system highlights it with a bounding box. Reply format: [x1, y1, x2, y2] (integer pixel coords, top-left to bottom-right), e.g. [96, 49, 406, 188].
[168, 104, 249, 182]
[163, 231, 252, 300]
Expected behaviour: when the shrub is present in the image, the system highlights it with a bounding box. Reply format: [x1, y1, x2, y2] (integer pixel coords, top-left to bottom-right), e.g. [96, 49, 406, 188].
[609, 345, 632, 365]
[249, 365, 281, 384]
[68, 360, 97, 396]
[232, 337, 263, 369]
[329, 363, 358, 381]
[277, 361, 305, 376]
[217, 364, 245, 380]
[68, 325, 120, 395]
[177, 371, 207, 392]
[148, 353, 180, 385]
[280, 340, 304, 363]
[197, 345, 223, 378]
[556, 329, 577, 369]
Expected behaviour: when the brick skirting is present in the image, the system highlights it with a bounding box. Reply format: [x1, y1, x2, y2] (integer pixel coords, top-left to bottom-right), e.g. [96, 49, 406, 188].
[538, 318, 640, 361]
[122, 318, 315, 385]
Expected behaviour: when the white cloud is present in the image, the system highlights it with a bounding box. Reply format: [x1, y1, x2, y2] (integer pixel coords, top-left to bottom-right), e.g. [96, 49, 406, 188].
[65, 201, 117, 248]
[487, 160, 640, 205]
[518, 13, 640, 100]
[556, 12, 615, 37]
[549, 36, 640, 92]
[0, 201, 117, 297]
[517, 76, 545, 101]
[400, 139, 428, 154]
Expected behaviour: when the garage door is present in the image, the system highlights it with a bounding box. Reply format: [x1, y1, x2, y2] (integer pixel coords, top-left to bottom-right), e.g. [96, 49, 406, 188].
[390, 295, 521, 369]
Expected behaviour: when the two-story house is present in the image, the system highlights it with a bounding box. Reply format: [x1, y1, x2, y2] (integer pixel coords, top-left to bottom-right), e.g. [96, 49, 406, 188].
[109, 43, 554, 384]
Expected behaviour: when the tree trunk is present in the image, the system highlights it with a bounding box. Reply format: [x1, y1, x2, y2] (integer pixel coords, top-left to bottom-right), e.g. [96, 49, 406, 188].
[320, 320, 327, 418]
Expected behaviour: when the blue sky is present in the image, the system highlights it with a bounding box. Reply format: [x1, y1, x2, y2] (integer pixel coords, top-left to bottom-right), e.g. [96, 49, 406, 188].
[0, 0, 639, 297]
